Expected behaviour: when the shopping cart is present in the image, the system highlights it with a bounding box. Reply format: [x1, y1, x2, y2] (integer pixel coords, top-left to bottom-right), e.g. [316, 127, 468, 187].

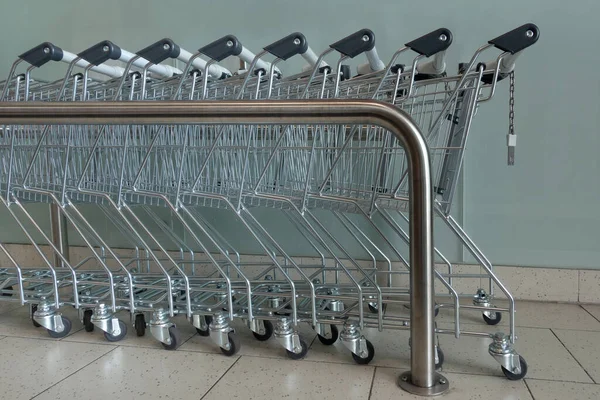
[0, 24, 539, 380]
[160, 25, 539, 375]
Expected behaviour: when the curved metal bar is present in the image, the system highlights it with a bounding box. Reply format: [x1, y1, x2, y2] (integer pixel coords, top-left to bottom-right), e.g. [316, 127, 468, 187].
[0, 98, 439, 392]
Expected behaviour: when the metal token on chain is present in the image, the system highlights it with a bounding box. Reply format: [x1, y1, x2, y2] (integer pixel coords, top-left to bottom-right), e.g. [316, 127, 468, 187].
[507, 71, 516, 165]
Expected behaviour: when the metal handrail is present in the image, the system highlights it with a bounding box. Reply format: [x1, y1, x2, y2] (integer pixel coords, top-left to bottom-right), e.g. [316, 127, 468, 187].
[0, 98, 447, 395]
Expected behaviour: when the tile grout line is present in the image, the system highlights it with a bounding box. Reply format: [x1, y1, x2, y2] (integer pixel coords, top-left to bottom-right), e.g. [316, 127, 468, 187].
[579, 304, 600, 325]
[367, 366, 378, 400]
[29, 345, 119, 400]
[59, 327, 84, 340]
[524, 376, 598, 385]
[523, 379, 536, 400]
[179, 332, 201, 348]
[199, 355, 242, 400]
[307, 332, 318, 349]
[549, 328, 597, 384]
[59, 338, 162, 349]
[239, 352, 363, 366]
[374, 364, 600, 385]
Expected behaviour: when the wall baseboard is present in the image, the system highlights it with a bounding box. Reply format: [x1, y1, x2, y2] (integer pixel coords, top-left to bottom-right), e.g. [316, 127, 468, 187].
[0, 244, 596, 304]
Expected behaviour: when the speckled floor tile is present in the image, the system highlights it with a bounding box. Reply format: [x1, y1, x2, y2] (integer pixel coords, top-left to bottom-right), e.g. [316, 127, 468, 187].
[581, 304, 600, 322]
[579, 270, 600, 303]
[306, 326, 411, 368]
[526, 379, 600, 400]
[0, 301, 20, 315]
[33, 346, 236, 400]
[438, 325, 592, 382]
[0, 305, 83, 339]
[370, 367, 533, 400]
[63, 312, 197, 349]
[179, 318, 317, 359]
[552, 329, 600, 382]
[435, 300, 600, 331]
[0, 336, 114, 400]
[203, 355, 373, 400]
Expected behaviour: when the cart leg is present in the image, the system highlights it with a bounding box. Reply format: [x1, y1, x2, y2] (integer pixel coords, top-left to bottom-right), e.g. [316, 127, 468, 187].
[489, 332, 528, 380]
[274, 317, 307, 359]
[90, 303, 127, 341]
[209, 311, 239, 356]
[149, 308, 181, 350]
[340, 321, 375, 364]
[33, 301, 68, 334]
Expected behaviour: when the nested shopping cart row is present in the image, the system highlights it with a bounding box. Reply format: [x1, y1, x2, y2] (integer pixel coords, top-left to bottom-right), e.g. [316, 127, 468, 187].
[0, 24, 538, 379]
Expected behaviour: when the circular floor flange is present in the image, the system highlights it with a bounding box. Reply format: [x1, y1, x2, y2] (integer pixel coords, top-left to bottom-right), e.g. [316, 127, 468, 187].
[397, 371, 450, 396]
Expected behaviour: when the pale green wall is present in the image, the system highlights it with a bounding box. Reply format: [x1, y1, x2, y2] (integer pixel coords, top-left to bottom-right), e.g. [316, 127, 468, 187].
[0, 0, 596, 268]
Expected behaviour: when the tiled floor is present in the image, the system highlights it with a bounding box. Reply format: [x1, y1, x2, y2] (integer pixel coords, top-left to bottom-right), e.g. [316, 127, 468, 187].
[0, 301, 599, 399]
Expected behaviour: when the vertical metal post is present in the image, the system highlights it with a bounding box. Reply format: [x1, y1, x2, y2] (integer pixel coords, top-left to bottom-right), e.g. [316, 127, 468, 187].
[49, 204, 69, 267]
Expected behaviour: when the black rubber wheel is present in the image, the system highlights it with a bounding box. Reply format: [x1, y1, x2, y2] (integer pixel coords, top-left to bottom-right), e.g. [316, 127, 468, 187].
[286, 338, 309, 360]
[2, 285, 12, 297]
[134, 313, 146, 337]
[502, 355, 528, 380]
[435, 347, 445, 369]
[47, 316, 72, 339]
[83, 309, 94, 332]
[31, 304, 41, 328]
[352, 340, 375, 365]
[195, 315, 212, 337]
[220, 332, 240, 357]
[317, 325, 339, 346]
[161, 325, 182, 351]
[368, 302, 387, 314]
[252, 320, 274, 342]
[483, 311, 502, 326]
[103, 320, 128, 342]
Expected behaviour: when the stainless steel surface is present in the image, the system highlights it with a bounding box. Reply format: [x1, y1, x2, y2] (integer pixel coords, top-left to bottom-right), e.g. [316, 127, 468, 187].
[398, 372, 449, 396]
[0, 98, 438, 391]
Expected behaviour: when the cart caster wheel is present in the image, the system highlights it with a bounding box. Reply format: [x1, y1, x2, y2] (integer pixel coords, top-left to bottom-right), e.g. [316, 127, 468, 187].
[252, 320, 273, 342]
[47, 316, 72, 339]
[2, 285, 12, 296]
[220, 332, 240, 357]
[483, 311, 502, 326]
[502, 355, 528, 380]
[436, 347, 444, 370]
[134, 314, 146, 337]
[103, 320, 127, 342]
[31, 305, 41, 328]
[368, 302, 387, 314]
[317, 325, 339, 346]
[286, 338, 309, 360]
[161, 326, 181, 350]
[368, 303, 378, 314]
[196, 315, 212, 337]
[352, 340, 375, 365]
[83, 309, 94, 332]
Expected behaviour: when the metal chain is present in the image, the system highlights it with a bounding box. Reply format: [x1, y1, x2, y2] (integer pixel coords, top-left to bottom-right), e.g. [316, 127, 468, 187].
[509, 71, 515, 135]
[507, 71, 516, 165]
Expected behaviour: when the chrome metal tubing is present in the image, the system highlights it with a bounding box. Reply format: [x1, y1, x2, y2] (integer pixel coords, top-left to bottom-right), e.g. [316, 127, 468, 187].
[0, 98, 442, 393]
